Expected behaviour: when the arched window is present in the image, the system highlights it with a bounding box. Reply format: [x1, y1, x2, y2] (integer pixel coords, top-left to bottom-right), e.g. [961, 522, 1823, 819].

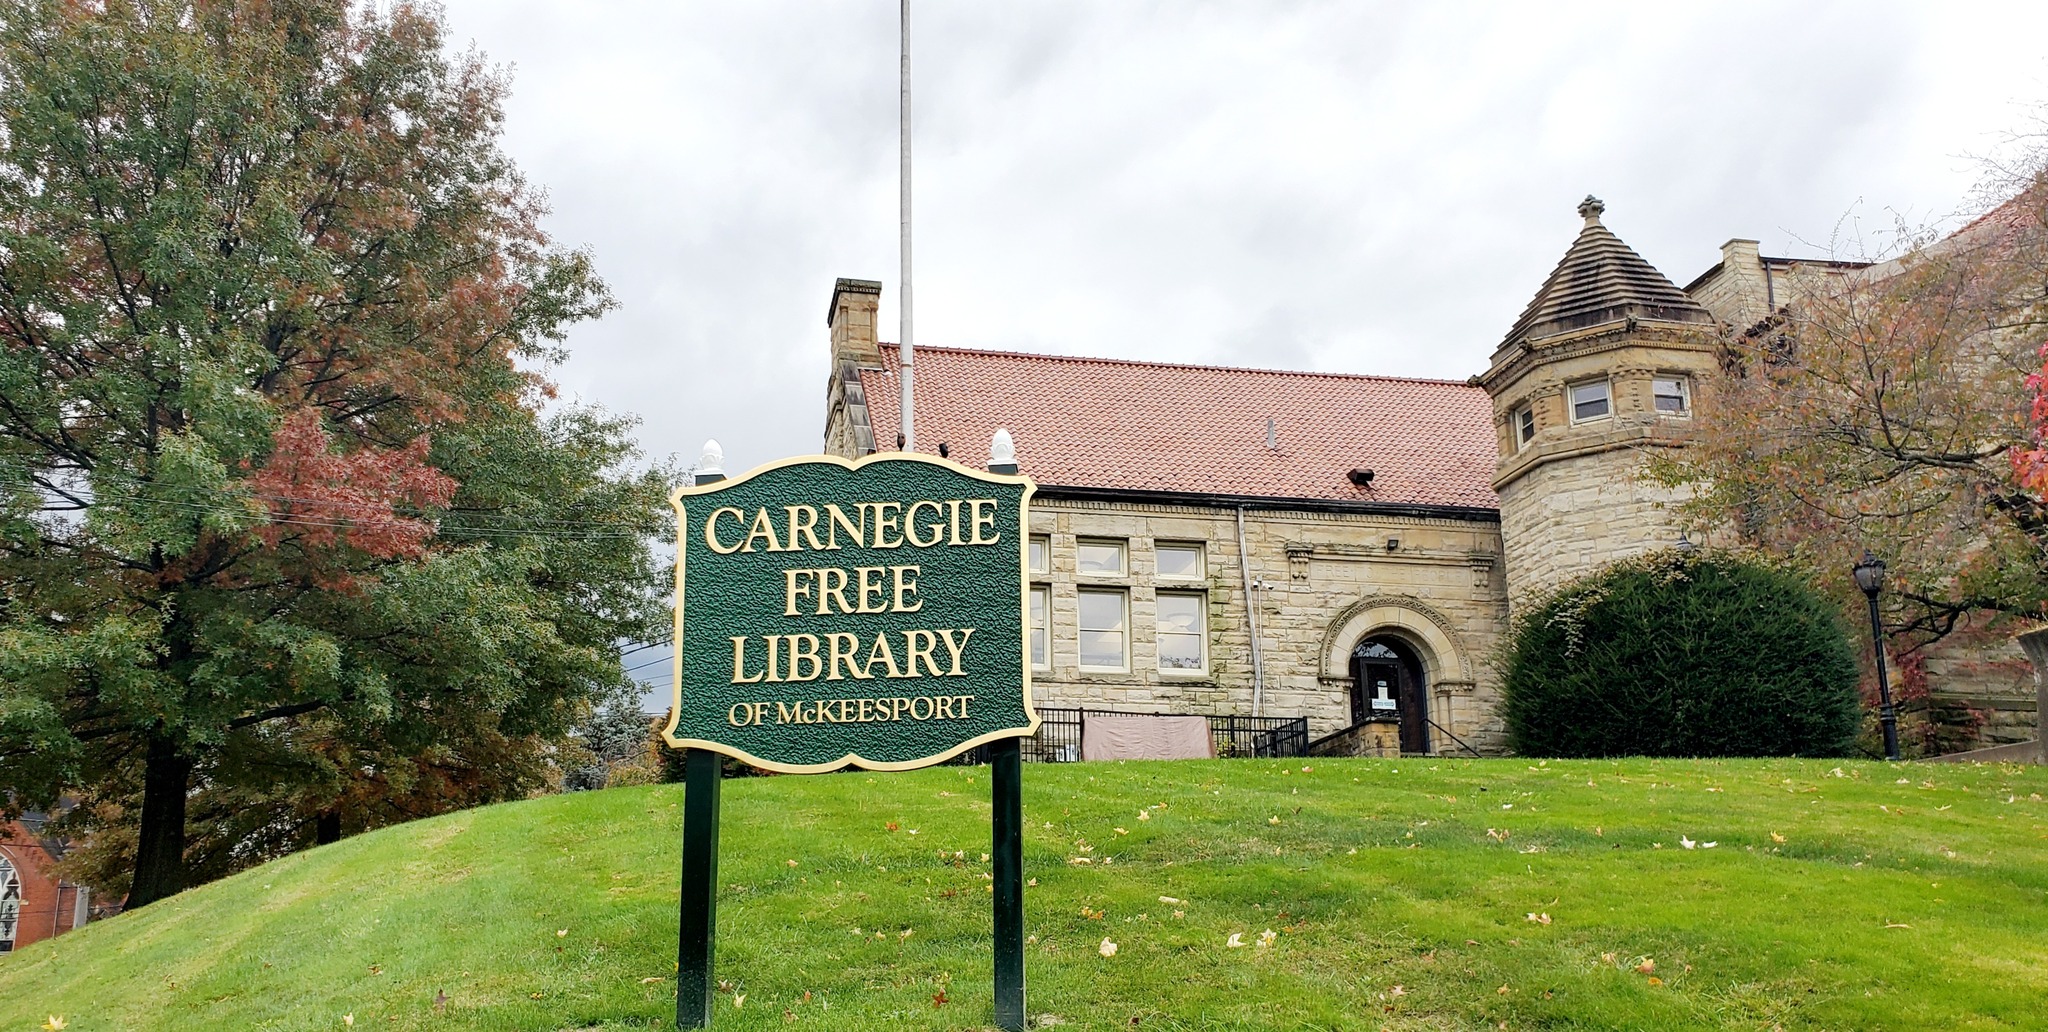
[1352, 641, 1400, 661]
[0, 854, 22, 953]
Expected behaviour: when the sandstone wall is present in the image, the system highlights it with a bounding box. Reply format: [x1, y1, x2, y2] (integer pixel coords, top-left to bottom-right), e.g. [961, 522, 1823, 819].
[1496, 446, 1692, 608]
[1025, 497, 1511, 754]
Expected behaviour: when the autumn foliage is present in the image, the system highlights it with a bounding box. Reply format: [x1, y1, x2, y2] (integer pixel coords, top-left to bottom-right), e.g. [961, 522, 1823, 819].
[0, 0, 669, 906]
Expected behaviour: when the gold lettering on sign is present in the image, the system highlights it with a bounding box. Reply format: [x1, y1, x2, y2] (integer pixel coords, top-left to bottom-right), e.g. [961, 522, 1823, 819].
[730, 636, 763, 683]
[825, 504, 863, 549]
[730, 695, 978, 726]
[968, 498, 1001, 545]
[856, 565, 888, 613]
[706, 507, 747, 554]
[785, 505, 828, 551]
[905, 499, 946, 547]
[725, 630, 975, 684]
[869, 501, 904, 548]
[741, 508, 784, 553]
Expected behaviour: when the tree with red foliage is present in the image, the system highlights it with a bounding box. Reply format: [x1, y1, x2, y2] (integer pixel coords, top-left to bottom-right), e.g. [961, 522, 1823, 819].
[0, 1, 669, 905]
[1658, 140, 2048, 750]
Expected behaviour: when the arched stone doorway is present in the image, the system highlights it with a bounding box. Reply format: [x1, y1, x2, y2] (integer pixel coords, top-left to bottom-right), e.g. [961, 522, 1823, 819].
[1351, 636, 1429, 754]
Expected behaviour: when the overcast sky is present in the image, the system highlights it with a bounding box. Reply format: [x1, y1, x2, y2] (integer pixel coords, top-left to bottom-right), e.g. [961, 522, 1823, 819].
[428, 1, 2048, 701]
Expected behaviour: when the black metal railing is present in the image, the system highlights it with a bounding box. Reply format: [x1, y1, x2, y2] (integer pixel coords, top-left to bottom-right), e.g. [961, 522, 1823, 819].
[1014, 708, 1310, 763]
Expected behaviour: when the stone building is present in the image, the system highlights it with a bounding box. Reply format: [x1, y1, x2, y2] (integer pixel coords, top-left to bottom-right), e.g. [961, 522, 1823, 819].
[816, 197, 2035, 755]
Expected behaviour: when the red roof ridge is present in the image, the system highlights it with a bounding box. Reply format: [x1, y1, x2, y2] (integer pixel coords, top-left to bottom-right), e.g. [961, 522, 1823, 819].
[875, 341, 1476, 389]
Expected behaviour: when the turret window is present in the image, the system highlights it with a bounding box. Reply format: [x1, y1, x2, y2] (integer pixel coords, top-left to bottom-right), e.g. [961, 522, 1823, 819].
[1513, 405, 1535, 449]
[1568, 380, 1612, 422]
[1653, 376, 1691, 415]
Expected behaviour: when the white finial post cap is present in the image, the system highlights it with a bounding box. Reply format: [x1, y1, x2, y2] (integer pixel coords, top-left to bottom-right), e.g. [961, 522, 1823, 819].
[697, 439, 724, 477]
[990, 428, 1015, 465]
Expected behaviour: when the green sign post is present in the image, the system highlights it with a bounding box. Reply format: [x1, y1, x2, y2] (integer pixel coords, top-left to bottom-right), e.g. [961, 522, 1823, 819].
[663, 452, 1036, 1029]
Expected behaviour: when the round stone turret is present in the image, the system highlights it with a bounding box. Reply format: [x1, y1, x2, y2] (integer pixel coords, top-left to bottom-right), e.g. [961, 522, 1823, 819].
[1477, 198, 1720, 608]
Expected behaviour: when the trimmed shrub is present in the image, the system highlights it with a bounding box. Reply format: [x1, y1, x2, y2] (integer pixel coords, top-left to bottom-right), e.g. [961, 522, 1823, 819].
[1502, 550, 1861, 758]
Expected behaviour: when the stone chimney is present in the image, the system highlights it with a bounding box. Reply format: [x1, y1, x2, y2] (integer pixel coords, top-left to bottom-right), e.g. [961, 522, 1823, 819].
[828, 278, 883, 367]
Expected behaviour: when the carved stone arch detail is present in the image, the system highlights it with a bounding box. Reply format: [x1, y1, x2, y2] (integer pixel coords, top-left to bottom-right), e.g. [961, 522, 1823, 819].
[1318, 594, 1470, 685]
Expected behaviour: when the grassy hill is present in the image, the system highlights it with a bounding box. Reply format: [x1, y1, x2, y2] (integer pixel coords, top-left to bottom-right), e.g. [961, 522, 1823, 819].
[3, 756, 2045, 1031]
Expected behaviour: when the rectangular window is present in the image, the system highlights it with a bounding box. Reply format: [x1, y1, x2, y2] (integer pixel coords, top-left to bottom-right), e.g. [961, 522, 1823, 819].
[1028, 535, 1050, 575]
[1076, 539, 1126, 576]
[1029, 586, 1050, 669]
[1155, 542, 1205, 580]
[1514, 405, 1535, 449]
[1653, 376, 1690, 414]
[1569, 380, 1611, 422]
[1078, 587, 1128, 670]
[1155, 592, 1206, 672]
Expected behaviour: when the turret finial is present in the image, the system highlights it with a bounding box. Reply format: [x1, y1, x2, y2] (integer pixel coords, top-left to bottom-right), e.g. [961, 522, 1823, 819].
[1578, 194, 1606, 224]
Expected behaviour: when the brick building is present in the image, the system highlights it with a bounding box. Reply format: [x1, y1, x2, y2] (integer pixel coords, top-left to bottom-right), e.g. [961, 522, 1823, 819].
[817, 197, 2036, 755]
[1, 813, 92, 954]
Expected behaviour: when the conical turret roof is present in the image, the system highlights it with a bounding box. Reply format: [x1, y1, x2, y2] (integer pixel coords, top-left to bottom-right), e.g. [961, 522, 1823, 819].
[1501, 196, 1713, 349]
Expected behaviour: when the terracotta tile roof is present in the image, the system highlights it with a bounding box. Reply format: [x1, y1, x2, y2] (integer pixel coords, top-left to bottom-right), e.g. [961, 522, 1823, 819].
[857, 345, 1499, 511]
[1502, 197, 1713, 348]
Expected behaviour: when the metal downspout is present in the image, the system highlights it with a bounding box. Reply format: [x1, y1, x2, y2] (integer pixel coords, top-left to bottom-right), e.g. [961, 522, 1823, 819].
[1236, 505, 1264, 717]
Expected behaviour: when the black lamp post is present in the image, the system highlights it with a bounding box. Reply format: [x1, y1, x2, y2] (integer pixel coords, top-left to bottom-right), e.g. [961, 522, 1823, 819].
[1852, 551, 1901, 762]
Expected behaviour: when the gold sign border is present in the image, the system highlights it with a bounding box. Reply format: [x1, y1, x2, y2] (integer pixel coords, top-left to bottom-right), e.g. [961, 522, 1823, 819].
[659, 451, 1039, 773]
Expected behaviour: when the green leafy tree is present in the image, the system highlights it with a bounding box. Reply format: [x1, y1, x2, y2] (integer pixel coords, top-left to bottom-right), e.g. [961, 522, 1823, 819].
[1501, 551, 1862, 758]
[0, 0, 670, 906]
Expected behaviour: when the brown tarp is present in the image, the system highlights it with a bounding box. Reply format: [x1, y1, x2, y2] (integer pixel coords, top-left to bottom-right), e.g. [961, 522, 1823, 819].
[1079, 713, 1217, 761]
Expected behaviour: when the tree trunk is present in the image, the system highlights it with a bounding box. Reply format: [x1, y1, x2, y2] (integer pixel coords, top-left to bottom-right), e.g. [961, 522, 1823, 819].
[127, 732, 193, 909]
[315, 810, 342, 845]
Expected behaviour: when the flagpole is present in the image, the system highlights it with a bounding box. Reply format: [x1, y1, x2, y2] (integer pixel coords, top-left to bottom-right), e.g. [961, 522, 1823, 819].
[898, 0, 916, 452]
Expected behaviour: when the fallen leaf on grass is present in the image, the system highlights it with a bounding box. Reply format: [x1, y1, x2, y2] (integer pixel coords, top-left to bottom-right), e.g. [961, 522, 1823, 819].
[1137, 811, 1151, 821]
[885, 822, 899, 832]
[1099, 938, 1119, 957]
[42, 1019, 66, 1032]
[1268, 816, 1281, 825]
[1159, 896, 1184, 905]
[1496, 985, 1511, 995]
[1635, 959, 1656, 975]
[1114, 828, 1128, 836]
[343, 1016, 354, 1028]
[1646, 976, 1664, 986]
[733, 993, 745, 1009]
[640, 977, 665, 984]
[1680, 836, 1696, 849]
[1389, 985, 1406, 997]
[1226, 933, 1245, 948]
[1524, 912, 1551, 925]
[934, 990, 949, 1007]
[1257, 929, 1277, 948]
[1771, 832, 1786, 844]
[1884, 922, 1913, 929]
[556, 929, 568, 938]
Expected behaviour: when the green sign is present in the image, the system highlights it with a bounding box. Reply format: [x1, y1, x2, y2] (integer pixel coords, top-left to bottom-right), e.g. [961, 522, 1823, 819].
[660, 454, 1038, 772]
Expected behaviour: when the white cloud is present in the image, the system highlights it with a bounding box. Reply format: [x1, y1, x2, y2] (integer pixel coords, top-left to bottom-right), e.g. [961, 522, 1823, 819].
[440, 0, 2048, 480]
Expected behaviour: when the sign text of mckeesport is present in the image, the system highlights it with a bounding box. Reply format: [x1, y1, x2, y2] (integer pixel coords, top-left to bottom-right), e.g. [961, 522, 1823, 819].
[662, 456, 1035, 771]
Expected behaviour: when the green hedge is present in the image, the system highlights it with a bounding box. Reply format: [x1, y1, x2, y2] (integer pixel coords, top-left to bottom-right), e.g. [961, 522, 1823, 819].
[1502, 550, 1861, 758]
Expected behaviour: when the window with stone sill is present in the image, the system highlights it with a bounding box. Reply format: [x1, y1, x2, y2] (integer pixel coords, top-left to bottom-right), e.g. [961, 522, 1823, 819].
[1569, 380, 1612, 423]
[1513, 405, 1536, 449]
[1155, 542, 1205, 580]
[1029, 585, 1050, 670]
[1028, 535, 1050, 575]
[1077, 587, 1128, 671]
[1653, 376, 1691, 415]
[1155, 591, 1207, 673]
[1076, 539, 1126, 576]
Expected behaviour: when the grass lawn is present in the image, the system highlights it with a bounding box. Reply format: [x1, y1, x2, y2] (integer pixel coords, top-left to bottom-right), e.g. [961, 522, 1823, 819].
[2, 756, 2045, 1031]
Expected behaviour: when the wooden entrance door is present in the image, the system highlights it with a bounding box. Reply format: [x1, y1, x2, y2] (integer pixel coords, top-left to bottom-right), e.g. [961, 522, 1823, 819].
[1351, 637, 1428, 754]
